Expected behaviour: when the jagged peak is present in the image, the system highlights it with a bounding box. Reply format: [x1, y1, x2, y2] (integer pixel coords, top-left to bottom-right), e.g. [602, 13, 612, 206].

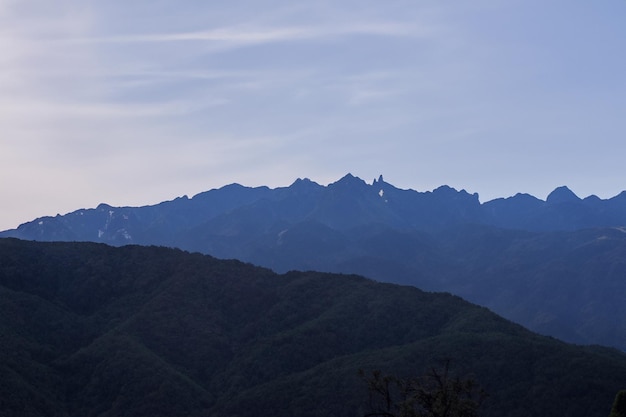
[432, 185, 464, 196]
[495, 193, 541, 203]
[221, 183, 247, 190]
[331, 173, 367, 187]
[433, 184, 454, 192]
[287, 177, 322, 192]
[431, 185, 479, 202]
[583, 194, 601, 203]
[546, 186, 580, 204]
[293, 177, 312, 184]
[338, 172, 357, 181]
[289, 177, 320, 187]
[372, 174, 385, 185]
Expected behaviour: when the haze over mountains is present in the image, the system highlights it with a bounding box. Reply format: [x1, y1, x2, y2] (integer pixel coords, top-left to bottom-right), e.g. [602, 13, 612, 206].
[3, 174, 626, 351]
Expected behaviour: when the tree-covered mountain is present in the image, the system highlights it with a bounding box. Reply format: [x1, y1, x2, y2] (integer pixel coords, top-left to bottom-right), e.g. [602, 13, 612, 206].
[1, 238, 625, 417]
[2, 174, 626, 350]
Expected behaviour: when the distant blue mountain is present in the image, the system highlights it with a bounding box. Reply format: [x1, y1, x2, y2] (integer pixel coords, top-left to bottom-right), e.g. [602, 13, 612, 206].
[2, 174, 626, 351]
[5, 174, 625, 246]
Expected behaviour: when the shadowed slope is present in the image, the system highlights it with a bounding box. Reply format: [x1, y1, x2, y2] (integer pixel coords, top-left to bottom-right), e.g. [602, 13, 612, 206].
[1, 238, 626, 416]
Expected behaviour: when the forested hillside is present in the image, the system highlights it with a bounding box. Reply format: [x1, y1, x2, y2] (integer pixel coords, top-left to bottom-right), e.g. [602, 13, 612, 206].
[3, 175, 626, 350]
[1, 238, 625, 417]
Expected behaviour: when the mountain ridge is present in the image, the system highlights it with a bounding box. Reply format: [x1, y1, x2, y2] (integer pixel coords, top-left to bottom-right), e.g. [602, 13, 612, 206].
[2, 174, 626, 351]
[5, 174, 626, 242]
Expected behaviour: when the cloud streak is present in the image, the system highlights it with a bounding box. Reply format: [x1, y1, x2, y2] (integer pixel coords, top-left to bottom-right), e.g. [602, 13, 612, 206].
[1, 1, 626, 231]
[51, 21, 429, 47]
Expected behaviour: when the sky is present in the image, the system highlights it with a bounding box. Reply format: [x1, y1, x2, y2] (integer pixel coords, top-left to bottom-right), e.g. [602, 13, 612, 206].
[1, 0, 626, 230]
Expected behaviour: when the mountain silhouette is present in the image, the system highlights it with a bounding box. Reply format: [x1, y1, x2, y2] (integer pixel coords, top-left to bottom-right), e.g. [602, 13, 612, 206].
[2, 174, 626, 350]
[1, 238, 626, 417]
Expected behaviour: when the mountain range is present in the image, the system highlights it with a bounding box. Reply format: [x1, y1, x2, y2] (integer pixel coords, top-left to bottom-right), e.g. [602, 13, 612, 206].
[1, 238, 626, 417]
[5, 174, 626, 241]
[2, 174, 626, 350]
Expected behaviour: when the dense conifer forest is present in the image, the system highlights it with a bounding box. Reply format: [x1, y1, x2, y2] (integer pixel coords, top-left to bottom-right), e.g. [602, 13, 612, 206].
[1, 238, 625, 416]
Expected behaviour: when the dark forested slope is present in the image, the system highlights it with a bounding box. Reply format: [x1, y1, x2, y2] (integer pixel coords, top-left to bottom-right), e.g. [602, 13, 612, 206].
[3, 175, 626, 352]
[1, 238, 625, 417]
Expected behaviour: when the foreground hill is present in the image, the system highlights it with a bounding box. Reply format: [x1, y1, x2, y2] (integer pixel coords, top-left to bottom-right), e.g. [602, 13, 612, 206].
[2, 175, 626, 351]
[1, 238, 625, 417]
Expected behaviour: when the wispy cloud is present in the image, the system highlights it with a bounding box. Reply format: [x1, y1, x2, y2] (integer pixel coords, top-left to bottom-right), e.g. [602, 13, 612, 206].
[2, 0, 626, 231]
[52, 21, 428, 46]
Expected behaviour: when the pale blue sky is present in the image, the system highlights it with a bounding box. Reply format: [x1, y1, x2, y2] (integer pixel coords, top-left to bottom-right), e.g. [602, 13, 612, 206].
[1, 1, 625, 230]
